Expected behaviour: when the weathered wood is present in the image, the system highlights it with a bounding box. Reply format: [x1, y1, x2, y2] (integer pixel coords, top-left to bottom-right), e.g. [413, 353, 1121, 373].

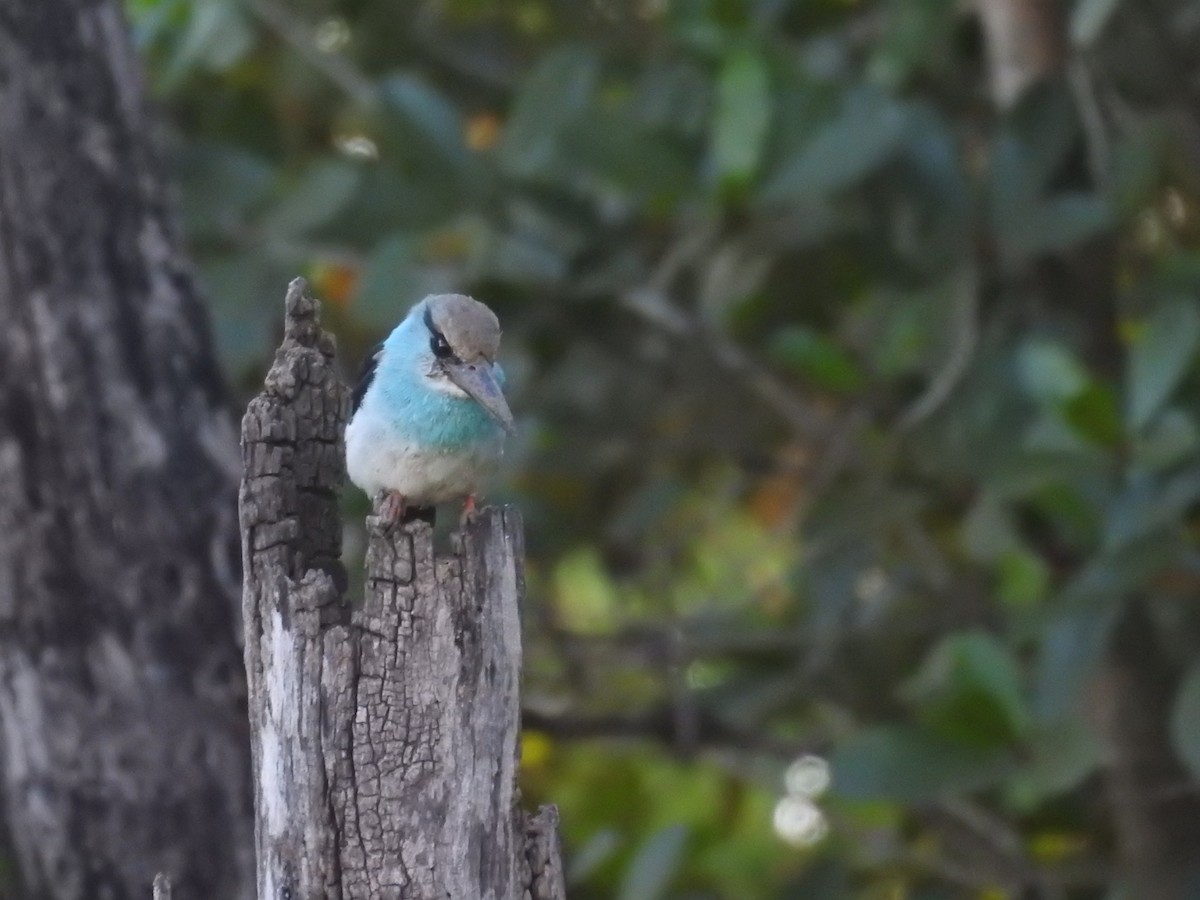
[152, 874, 172, 900]
[239, 278, 349, 900]
[0, 2, 256, 898]
[525, 806, 569, 900]
[240, 278, 565, 899]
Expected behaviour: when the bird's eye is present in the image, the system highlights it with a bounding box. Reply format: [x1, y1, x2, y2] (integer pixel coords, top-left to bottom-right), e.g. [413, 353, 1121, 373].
[430, 331, 453, 359]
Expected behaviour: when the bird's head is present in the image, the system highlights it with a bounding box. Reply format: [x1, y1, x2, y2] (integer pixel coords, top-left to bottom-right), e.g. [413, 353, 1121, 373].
[415, 293, 515, 434]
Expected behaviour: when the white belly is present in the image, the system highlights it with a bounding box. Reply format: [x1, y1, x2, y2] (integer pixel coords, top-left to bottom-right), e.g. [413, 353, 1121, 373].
[344, 414, 499, 505]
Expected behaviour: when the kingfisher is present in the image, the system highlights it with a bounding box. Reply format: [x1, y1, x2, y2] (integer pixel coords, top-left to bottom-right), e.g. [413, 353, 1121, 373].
[345, 293, 515, 526]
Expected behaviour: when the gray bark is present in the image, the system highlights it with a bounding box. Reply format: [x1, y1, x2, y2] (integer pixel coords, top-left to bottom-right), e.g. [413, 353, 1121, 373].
[240, 278, 565, 900]
[0, 2, 255, 899]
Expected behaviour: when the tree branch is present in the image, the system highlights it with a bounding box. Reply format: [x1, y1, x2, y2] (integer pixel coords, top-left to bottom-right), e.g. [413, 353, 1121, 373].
[522, 706, 814, 760]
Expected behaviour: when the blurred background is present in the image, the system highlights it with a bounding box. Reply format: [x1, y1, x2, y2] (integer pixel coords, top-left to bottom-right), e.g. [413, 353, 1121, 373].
[131, 0, 1200, 896]
[12, 0, 1200, 897]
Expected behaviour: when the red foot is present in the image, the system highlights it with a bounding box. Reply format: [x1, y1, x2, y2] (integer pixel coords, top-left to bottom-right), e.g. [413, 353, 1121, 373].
[459, 494, 478, 529]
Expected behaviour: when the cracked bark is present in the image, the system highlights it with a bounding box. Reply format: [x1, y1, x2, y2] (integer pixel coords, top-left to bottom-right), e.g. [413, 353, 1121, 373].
[0, 2, 255, 898]
[241, 278, 566, 900]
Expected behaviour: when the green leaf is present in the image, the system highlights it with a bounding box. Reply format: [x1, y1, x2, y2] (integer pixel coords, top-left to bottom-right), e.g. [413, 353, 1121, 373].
[905, 631, 1030, 745]
[198, 252, 287, 375]
[1062, 382, 1122, 446]
[1070, 0, 1122, 47]
[769, 327, 865, 392]
[1113, 121, 1168, 213]
[711, 46, 772, 186]
[868, 0, 958, 85]
[1012, 718, 1103, 806]
[499, 47, 598, 178]
[564, 114, 693, 199]
[260, 160, 362, 237]
[961, 492, 1019, 562]
[568, 829, 622, 884]
[128, 0, 187, 50]
[354, 234, 418, 326]
[1133, 409, 1200, 469]
[616, 825, 688, 900]
[1171, 661, 1200, 781]
[632, 58, 709, 137]
[831, 725, 1012, 803]
[1127, 298, 1200, 431]
[993, 88, 1083, 214]
[178, 141, 275, 238]
[991, 119, 1113, 261]
[1008, 85, 1084, 192]
[1016, 338, 1088, 403]
[1002, 194, 1113, 263]
[761, 85, 910, 202]
[1065, 534, 1180, 601]
[381, 74, 472, 170]
[483, 228, 570, 285]
[1033, 601, 1121, 721]
[1031, 719, 1102, 794]
[163, 0, 253, 83]
[1102, 472, 1200, 557]
[997, 548, 1050, 607]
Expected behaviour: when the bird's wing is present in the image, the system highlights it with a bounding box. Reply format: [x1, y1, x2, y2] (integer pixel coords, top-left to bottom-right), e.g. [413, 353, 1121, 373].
[351, 341, 384, 414]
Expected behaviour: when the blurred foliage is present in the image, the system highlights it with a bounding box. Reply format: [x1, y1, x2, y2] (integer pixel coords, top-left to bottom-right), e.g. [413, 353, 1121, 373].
[128, 0, 1200, 895]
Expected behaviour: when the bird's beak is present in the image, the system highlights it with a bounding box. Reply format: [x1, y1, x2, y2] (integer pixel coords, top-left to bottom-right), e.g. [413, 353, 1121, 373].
[445, 360, 516, 434]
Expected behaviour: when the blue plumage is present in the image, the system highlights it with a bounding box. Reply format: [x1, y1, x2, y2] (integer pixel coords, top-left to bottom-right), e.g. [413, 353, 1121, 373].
[345, 294, 513, 522]
[371, 314, 503, 449]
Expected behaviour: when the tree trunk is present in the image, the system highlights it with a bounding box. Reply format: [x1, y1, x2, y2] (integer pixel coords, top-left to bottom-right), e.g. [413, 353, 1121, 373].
[1097, 601, 1200, 899]
[976, 0, 1066, 108]
[240, 279, 565, 900]
[0, 2, 254, 899]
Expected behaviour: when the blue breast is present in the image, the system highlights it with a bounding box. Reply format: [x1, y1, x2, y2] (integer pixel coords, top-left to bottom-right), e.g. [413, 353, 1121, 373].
[402, 387, 503, 450]
[364, 329, 505, 454]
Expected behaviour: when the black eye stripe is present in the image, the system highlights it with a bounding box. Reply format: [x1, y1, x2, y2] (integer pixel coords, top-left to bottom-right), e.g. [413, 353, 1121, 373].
[423, 306, 455, 359]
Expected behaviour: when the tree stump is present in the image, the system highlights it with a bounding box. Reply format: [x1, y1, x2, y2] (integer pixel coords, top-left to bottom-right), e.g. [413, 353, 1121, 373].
[239, 278, 565, 900]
